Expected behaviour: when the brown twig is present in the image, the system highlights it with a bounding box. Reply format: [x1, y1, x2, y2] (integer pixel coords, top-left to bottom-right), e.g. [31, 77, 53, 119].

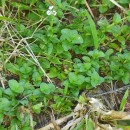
[84, 0, 94, 18]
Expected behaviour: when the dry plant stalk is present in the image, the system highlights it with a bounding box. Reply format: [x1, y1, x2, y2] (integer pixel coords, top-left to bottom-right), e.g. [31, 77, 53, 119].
[38, 113, 73, 130]
[84, 0, 94, 18]
[100, 110, 130, 121]
[109, 0, 126, 12]
[37, 98, 130, 130]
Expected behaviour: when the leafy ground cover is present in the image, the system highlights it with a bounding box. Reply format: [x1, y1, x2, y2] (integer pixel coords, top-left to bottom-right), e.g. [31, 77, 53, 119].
[0, 0, 130, 129]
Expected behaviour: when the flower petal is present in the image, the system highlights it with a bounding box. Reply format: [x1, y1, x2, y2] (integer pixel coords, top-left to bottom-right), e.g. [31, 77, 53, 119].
[49, 6, 54, 10]
[46, 10, 52, 15]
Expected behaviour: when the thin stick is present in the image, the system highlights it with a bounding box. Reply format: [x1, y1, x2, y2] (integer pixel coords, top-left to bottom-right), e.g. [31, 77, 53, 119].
[93, 85, 130, 97]
[84, 0, 94, 18]
[109, 0, 127, 12]
[38, 113, 74, 130]
[0, 73, 5, 89]
[8, 23, 52, 83]
[22, 38, 52, 83]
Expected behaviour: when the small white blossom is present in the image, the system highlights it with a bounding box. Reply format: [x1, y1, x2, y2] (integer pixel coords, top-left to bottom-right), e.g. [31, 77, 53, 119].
[49, 6, 54, 10]
[52, 10, 57, 16]
[46, 10, 52, 15]
[46, 6, 57, 16]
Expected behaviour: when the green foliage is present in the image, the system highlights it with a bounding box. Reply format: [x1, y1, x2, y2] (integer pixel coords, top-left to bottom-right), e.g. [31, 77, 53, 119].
[113, 13, 122, 23]
[86, 118, 94, 130]
[69, 72, 85, 86]
[8, 80, 24, 94]
[90, 70, 104, 87]
[40, 83, 55, 94]
[99, 0, 115, 13]
[85, 10, 99, 49]
[11, 2, 31, 10]
[1, 0, 130, 129]
[61, 28, 83, 51]
[119, 89, 129, 111]
[32, 103, 43, 114]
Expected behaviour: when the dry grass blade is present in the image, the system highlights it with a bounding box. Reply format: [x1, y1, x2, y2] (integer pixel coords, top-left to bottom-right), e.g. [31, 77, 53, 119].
[22, 38, 52, 83]
[38, 113, 73, 130]
[62, 116, 83, 130]
[92, 85, 130, 97]
[109, 0, 127, 12]
[2, 20, 52, 83]
[100, 110, 130, 121]
[0, 73, 5, 89]
[84, 0, 94, 18]
[5, 38, 23, 64]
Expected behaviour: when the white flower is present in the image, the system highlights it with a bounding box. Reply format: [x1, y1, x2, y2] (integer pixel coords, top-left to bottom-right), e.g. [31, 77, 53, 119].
[46, 10, 52, 15]
[49, 6, 54, 10]
[52, 10, 57, 16]
[46, 6, 57, 16]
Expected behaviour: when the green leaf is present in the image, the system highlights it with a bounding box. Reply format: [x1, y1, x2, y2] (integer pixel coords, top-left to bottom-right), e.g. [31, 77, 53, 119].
[85, 10, 99, 49]
[99, 5, 108, 13]
[108, 25, 121, 35]
[63, 80, 69, 95]
[69, 72, 85, 85]
[86, 118, 94, 130]
[11, 2, 31, 10]
[82, 56, 91, 62]
[0, 89, 2, 98]
[40, 59, 50, 69]
[40, 83, 54, 94]
[77, 63, 91, 72]
[49, 67, 59, 78]
[19, 100, 28, 106]
[49, 57, 62, 64]
[0, 98, 11, 111]
[30, 0, 37, 5]
[16, 24, 26, 33]
[119, 89, 129, 111]
[45, 43, 53, 55]
[19, 63, 32, 74]
[8, 80, 24, 93]
[71, 88, 79, 97]
[91, 71, 104, 87]
[108, 43, 120, 51]
[30, 44, 41, 53]
[97, 18, 109, 27]
[88, 50, 105, 58]
[105, 49, 114, 59]
[72, 35, 83, 44]
[6, 63, 19, 74]
[62, 41, 72, 51]
[48, 83, 55, 93]
[33, 89, 41, 96]
[122, 73, 129, 84]
[0, 0, 6, 7]
[32, 103, 43, 114]
[32, 71, 42, 86]
[119, 0, 129, 4]
[85, 63, 91, 68]
[4, 88, 15, 97]
[34, 33, 45, 41]
[113, 13, 122, 23]
[0, 16, 14, 23]
[78, 95, 86, 103]
[0, 113, 3, 124]
[73, 119, 85, 130]
[0, 126, 5, 130]
[60, 29, 83, 45]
